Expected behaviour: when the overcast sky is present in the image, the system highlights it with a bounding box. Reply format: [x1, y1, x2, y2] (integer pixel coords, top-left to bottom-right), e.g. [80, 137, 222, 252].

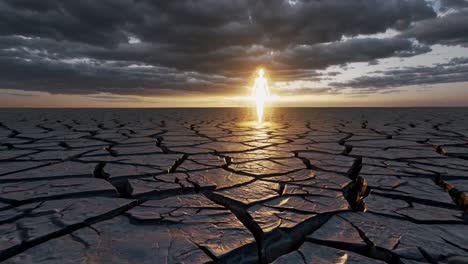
[1, 0, 468, 107]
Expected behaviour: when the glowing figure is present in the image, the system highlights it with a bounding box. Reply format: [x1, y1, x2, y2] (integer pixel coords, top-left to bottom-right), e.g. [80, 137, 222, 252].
[252, 68, 269, 123]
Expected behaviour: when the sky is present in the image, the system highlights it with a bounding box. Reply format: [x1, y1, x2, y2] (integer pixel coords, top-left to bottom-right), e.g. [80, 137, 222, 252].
[1, 0, 468, 107]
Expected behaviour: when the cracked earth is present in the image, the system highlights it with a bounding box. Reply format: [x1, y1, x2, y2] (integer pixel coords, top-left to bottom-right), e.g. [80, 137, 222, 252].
[0, 108, 467, 264]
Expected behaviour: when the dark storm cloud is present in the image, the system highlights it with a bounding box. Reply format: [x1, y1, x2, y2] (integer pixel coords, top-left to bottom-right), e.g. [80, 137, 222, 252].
[331, 57, 468, 89]
[400, 9, 468, 46]
[276, 37, 431, 69]
[0, 0, 465, 96]
[0, 51, 241, 96]
[0, 0, 435, 48]
[0, 0, 143, 47]
[437, 0, 468, 11]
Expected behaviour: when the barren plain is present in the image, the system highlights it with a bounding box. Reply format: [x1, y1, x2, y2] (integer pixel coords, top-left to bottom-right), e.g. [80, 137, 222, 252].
[0, 108, 467, 263]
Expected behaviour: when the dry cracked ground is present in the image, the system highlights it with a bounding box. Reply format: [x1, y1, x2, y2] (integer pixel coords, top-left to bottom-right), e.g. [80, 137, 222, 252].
[0, 108, 467, 264]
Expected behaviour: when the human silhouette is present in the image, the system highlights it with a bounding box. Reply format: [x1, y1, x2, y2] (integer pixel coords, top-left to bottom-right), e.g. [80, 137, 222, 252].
[252, 68, 269, 123]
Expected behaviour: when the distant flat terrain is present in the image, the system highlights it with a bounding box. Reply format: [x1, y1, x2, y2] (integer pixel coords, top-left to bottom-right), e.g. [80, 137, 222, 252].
[0, 108, 467, 263]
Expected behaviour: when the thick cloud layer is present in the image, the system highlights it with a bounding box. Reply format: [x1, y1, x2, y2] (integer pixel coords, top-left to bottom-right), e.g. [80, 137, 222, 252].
[332, 57, 468, 90]
[0, 0, 466, 96]
[401, 9, 468, 46]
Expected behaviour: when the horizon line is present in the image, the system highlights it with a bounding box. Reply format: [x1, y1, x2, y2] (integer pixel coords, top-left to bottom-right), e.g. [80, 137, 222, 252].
[1, 106, 468, 109]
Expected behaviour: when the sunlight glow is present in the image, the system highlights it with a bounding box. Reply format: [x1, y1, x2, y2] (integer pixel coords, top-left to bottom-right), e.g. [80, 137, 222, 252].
[252, 68, 270, 123]
[336, 253, 348, 264]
